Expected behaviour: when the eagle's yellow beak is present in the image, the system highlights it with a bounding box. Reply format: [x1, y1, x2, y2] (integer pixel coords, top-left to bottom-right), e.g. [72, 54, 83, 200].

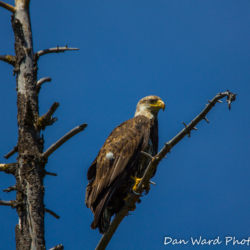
[150, 100, 165, 111]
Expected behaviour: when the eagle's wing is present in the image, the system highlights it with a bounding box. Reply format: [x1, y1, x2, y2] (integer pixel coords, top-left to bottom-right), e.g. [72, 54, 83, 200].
[85, 115, 151, 226]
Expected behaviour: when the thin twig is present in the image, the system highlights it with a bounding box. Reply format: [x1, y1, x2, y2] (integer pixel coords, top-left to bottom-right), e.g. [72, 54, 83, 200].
[42, 123, 87, 159]
[95, 90, 236, 250]
[48, 244, 64, 250]
[36, 77, 52, 91]
[0, 55, 15, 66]
[45, 172, 57, 177]
[4, 145, 18, 159]
[45, 208, 60, 219]
[0, 1, 16, 13]
[204, 117, 209, 123]
[35, 46, 79, 58]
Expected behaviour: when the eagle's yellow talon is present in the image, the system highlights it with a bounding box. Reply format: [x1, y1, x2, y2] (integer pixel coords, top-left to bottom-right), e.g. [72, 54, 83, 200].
[130, 175, 142, 192]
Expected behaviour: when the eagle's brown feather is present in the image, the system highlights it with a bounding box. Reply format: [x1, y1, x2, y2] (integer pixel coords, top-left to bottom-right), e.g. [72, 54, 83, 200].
[85, 95, 163, 234]
[85, 115, 152, 231]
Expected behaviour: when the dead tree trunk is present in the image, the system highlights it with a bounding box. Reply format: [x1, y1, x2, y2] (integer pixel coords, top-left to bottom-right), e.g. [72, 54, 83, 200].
[0, 1, 84, 249]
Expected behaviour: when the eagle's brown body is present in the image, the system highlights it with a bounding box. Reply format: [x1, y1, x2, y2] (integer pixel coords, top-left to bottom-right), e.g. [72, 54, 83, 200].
[85, 96, 164, 234]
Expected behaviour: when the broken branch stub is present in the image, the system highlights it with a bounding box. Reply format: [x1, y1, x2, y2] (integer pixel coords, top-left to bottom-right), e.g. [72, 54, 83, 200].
[0, 55, 16, 66]
[35, 102, 59, 131]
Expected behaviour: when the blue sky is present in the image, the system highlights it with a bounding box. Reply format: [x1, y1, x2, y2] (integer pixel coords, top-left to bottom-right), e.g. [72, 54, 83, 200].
[0, 1, 250, 249]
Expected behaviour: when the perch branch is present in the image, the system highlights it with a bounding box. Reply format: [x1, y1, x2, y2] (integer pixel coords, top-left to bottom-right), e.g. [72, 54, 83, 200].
[35, 46, 79, 58]
[45, 208, 60, 219]
[95, 90, 237, 250]
[48, 244, 64, 250]
[0, 55, 15, 66]
[4, 145, 18, 159]
[42, 123, 87, 159]
[0, 1, 16, 13]
[35, 102, 59, 130]
[36, 77, 52, 91]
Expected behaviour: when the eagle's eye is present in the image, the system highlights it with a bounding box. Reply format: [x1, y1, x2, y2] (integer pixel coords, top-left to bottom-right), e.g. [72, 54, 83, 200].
[149, 99, 155, 104]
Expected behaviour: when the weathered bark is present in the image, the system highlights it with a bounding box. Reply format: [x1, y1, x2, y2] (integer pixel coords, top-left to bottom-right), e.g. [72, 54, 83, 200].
[12, 1, 45, 250]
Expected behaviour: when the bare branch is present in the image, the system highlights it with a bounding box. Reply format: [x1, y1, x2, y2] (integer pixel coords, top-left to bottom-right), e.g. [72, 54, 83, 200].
[0, 1, 16, 13]
[0, 199, 23, 209]
[35, 102, 59, 131]
[96, 90, 237, 250]
[36, 77, 52, 91]
[45, 172, 57, 177]
[48, 244, 64, 250]
[42, 123, 87, 159]
[45, 208, 60, 219]
[4, 145, 18, 159]
[35, 46, 79, 58]
[0, 55, 15, 66]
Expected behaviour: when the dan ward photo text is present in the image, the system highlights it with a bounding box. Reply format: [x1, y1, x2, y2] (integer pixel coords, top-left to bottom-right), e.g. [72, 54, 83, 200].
[164, 236, 250, 246]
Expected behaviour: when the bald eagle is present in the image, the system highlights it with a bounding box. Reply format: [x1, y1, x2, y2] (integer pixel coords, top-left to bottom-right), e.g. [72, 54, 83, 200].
[85, 96, 165, 234]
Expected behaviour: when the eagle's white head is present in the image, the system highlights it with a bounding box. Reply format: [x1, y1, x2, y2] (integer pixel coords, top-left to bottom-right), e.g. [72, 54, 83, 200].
[134, 95, 165, 119]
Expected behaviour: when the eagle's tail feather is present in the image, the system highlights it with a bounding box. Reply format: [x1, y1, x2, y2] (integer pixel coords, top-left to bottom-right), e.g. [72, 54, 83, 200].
[91, 191, 111, 233]
[99, 207, 112, 233]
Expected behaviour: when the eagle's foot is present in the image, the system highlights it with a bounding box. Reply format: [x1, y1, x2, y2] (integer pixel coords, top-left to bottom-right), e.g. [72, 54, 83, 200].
[130, 175, 142, 193]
